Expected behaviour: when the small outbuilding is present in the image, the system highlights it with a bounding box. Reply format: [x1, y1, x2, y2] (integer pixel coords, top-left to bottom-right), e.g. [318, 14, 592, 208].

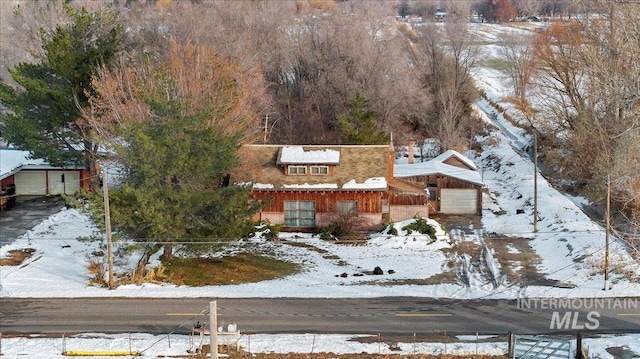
[394, 149, 484, 215]
[0, 148, 90, 209]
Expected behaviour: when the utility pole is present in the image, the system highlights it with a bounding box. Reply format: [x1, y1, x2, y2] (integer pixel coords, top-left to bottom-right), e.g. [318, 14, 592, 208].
[210, 301, 218, 359]
[604, 174, 611, 291]
[102, 168, 115, 290]
[533, 135, 538, 233]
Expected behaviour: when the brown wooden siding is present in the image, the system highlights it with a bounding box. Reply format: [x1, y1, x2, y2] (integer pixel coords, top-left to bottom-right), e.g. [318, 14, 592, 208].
[443, 157, 473, 170]
[402, 175, 479, 189]
[388, 193, 428, 206]
[252, 190, 385, 214]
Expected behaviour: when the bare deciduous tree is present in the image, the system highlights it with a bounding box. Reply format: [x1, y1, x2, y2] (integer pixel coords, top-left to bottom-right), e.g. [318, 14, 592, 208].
[409, 17, 479, 153]
[0, 1, 69, 84]
[499, 32, 537, 114]
[530, 1, 640, 235]
[85, 37, 266, 146]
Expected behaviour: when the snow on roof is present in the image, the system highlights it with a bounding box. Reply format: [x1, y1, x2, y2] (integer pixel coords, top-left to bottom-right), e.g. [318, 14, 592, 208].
[252, 183, 275, 189]
[283, 183, 339, 189]
[394, 151, 484, 186]
[0, 148, 48, 180]
[253, 178, 387, 191]
[433, 149, 477, 170]
[342, 177, 387, 190]
[278, 146, 340, 165]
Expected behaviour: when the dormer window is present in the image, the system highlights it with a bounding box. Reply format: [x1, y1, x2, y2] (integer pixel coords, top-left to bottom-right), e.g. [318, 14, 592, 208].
[278, 146, 340, 177]
[288, 166, 307, 175]
[310, 165, 329, 175]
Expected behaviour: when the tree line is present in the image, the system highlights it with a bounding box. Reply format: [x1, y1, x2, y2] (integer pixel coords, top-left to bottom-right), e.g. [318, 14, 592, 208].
[0, 0, 637, 273]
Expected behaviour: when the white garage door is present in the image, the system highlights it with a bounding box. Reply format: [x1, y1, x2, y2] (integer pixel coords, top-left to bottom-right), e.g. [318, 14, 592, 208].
[49, 171, 80, 195]
[15, 171, 46, 195]
[440, 189, 477, 214]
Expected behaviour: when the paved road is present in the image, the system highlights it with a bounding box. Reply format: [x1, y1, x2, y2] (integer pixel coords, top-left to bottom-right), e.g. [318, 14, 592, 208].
[1, 297, 638, 337]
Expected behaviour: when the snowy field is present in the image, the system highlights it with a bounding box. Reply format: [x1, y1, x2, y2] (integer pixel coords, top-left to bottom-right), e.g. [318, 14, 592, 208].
[1, 22, 639, 358]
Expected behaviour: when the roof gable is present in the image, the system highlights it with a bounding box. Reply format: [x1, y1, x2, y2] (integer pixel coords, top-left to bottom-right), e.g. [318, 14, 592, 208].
[433, 150, 477, 170]
[394, 150, 483, 186]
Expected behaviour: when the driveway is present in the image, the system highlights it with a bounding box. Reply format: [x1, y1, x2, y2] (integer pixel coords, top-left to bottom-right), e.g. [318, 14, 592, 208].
[0, 195, 66, 246]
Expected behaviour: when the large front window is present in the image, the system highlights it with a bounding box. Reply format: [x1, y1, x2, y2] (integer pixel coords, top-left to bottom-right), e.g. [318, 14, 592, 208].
[284, 201, 315, 227]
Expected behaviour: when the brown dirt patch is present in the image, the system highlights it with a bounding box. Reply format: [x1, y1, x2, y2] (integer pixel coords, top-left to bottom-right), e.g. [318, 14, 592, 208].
[0, 248, 36, 266]
[281, 240, 330, 254]
[482, 235, 563, 287]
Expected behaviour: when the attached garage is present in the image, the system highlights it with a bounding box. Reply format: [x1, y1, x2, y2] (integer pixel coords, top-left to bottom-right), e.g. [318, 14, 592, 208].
[440, 189, 478, 214]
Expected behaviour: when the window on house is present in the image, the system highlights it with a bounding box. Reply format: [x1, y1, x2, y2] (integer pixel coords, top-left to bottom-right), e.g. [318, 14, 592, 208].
[310, 165, 329, 175]
[338, 201, 358, 216]
[284, 201, 315, 227]
[288, 166, 307, 175]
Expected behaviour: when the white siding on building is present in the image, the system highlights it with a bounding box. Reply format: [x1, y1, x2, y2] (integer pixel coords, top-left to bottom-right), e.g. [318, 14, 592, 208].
[15, 171, 46, 195]
[49, 171, 80, 195]
[440, 189, 477, 214]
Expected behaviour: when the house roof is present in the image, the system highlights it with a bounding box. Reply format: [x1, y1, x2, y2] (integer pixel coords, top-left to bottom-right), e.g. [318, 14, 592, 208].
[1, 148, 48, 181]
[0, 148, 84, 181]
[233, 145, 390, 191]
[394, 150, 484, 186]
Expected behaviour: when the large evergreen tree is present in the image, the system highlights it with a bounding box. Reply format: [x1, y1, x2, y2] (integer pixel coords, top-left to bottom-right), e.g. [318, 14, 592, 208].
[0, 4, 123, 190]
[88, 39, 264, 270]
[337, 93, 389, 145]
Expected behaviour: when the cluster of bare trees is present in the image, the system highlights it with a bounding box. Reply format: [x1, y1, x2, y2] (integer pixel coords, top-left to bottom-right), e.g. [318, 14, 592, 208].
[0, 0, 483, 153]
[497, 1, 640, 237]
[3, 0, 636, 230]
[102, 0, 476, 149]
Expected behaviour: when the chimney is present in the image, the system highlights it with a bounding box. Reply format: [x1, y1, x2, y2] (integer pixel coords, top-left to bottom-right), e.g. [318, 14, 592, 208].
[408, 138, 414, 164]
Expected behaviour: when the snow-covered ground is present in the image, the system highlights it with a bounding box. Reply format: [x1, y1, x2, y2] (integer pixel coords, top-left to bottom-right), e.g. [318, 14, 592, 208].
[1, 22, 639, 358]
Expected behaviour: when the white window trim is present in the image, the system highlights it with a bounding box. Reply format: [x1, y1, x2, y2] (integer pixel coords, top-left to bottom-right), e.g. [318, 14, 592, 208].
[310, 165, 329, 175]
[288, 165, 307, 175]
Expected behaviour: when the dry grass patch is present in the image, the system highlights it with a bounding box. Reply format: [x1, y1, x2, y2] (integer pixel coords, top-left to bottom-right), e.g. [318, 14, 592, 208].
[0, 248, 36, 266]
[160, 252, 300, 286]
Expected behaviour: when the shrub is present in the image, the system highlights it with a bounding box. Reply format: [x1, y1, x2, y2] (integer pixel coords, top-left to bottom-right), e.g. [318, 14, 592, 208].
[86, 255, 106, 287]
[402, 216, 437, 240]
[259, 222, 284, 241]
[315, 223, 347, 240]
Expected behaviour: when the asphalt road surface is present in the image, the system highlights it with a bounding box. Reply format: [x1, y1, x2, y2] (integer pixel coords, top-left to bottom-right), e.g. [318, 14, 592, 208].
[0, 195, 66, 246]
[1, 297, 638, 337]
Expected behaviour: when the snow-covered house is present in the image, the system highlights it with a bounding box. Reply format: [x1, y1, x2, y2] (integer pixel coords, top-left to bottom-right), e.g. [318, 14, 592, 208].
[0, 148, 90, 210]
[232, 144, 429, 231]
[394, 149, 484, 215]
